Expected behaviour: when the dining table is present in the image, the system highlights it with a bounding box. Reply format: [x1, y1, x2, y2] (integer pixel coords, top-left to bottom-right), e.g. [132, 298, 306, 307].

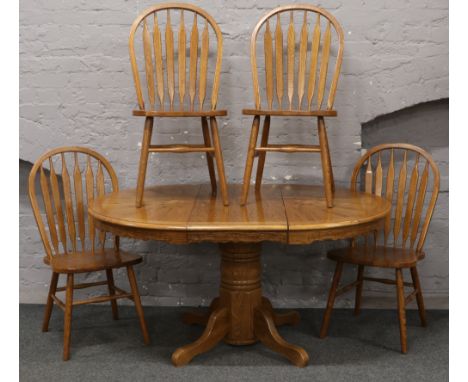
[88, 183, 391, 367]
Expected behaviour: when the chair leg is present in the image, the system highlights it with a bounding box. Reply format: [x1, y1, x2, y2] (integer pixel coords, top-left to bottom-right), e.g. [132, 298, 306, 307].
[63, 273, 74, 361]
[354, 265, 365, 316]
[201, 117, 217, 197]
[410, 266, 427, 327]
[106, 269, 119, 320]
[135, 116, 154, 208]
[255, 115, 271, 191]
[209, 117, 229, 206]
[317, 116, 334, 207]
[240, 115, 261, 205]
[395, 268, 407, 354]
[320, 261, 343, 338]
[324, 124, 335, 194]
[127, 266, 150, 345]
[42, 272, 59, 332]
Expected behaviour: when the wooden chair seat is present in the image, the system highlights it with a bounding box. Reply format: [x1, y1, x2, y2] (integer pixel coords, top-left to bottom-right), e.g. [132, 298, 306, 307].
[242, 109, 337, 117]
[43, 249, 143, 274]
[327, 245, 425, 269]
[133, 109, 228, 118]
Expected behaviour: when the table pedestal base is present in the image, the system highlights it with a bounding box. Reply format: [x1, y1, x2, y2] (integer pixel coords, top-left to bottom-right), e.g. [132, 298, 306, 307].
[171, 243, 309, 367]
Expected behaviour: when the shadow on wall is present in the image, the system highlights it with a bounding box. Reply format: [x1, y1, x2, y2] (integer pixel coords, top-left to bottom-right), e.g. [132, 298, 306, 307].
[360, 97, 448, 195]
[20, 160, 33, 198]
[362, 98, 448, 151]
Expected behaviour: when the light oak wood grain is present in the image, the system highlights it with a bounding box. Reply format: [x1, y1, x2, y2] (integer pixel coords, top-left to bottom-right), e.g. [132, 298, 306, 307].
[264, 20, 273, 109]
[317, 21, 331, 109]
[129, 4, 229, 207]
[201, 116, 217, 195]
[249, 4, 344, 112]
[178, 10, 186, 108]
[165, 10, 175, 110]
[297, 12, 308, 108]
[375, 153, 383, 197]
[199, 20, 209, 109]
[153, 13, 165, 108]
[275, 14, 283, 109]
[287, 11, 295, 110]
[321, 143, 440, 355]
[143, 20, 155, 108]
[61, 153, 76, 252]
[129, 3, 224, 112]
[28, 147, 150, 361]
[308, 14, 321, 110]
[88, 182, 389, 366]
[189, 13, 198, 111]
[242, 109, 336, 116]
[89, 184, 390, 245]
[242, 5, 343, 207]
[255, 116, 271, 189]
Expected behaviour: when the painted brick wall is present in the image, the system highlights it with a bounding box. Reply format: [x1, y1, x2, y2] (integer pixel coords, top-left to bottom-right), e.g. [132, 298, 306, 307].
[19, 0, 448, 308]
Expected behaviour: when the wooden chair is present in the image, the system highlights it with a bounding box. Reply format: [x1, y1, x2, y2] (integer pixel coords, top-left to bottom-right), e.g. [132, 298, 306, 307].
[240, 5, 344, 206]
[319, 143, 440, 353]
[28, 147, 150, 361]
[129, 4, 229, 207]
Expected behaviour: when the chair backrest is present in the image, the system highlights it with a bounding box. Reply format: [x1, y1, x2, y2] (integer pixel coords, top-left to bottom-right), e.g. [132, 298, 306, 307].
[28, 147, 119, 259]
[249, 5, 344, 111]
[351, 143, 440, 252]
[129, 3, 223, 112]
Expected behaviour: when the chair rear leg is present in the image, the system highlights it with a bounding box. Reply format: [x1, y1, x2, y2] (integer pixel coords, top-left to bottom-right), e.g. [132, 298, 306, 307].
[135, 117, 154, 207]
[410, 266, 427, 327]
[42, 272, 59, 332]
[106, 269, 119, 320]
[320, 261, 344, 338]
[209, 117, 229, 206]
[255, 116, 271, 191]
[395, 268, 408, 353]
[354, 265, 365, 316]
[241, 115, 261, 205]
[63, 273, 74, 361]
[324, 125, 335, 193]
[317, 117, 334, 207]
[201, 117, 217, 196]
[127, 266, 150, 345]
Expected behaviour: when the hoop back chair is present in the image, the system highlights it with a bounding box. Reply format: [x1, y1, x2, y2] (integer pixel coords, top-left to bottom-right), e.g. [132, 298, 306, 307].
[319, 143, 440, 353]
[129, 3, 229, 206]
[240, 5, 344, 206]
[28, 147, 150, 360]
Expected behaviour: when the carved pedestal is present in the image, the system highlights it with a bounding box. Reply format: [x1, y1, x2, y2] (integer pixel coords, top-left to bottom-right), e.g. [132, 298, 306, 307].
[172, 243, 309, 367]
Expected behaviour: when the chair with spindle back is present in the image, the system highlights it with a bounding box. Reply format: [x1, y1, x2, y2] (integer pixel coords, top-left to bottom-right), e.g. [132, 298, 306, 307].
[240, 5, 344, 206]
[319, 143, 440, 353]
[28, 147, 150, 361]
[129, 3, 229, 207]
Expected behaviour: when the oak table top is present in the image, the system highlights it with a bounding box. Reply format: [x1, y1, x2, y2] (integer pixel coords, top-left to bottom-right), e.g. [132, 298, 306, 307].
[88, 184, 391, 367]
[89, 184, 390, 244]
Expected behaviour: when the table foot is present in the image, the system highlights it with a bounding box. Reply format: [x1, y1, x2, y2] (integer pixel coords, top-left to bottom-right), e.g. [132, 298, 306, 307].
[254, 306, 309, 367]
[182, 297, 220, 326]
[261, 297, 301, 327]
[172, 307, 229, 367]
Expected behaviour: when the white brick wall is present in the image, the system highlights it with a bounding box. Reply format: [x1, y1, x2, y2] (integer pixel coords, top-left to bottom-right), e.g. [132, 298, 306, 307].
[19, 0, 448, 308]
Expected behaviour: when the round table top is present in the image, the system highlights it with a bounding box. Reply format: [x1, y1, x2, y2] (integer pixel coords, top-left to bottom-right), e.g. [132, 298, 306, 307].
[88, 184, 391, 245]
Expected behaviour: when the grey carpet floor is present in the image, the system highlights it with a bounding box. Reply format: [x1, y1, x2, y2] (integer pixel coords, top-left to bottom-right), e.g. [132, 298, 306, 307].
[19, 304, 448, 382]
